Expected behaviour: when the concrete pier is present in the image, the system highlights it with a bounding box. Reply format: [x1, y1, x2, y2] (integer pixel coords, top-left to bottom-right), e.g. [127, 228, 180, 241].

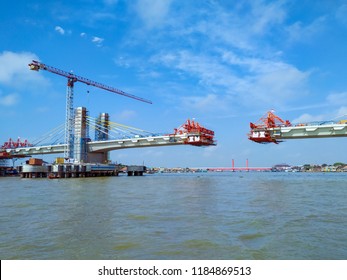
[127, 165, 146, 176]
[48, 164, 119, 178]
[19, 164, 49, 178]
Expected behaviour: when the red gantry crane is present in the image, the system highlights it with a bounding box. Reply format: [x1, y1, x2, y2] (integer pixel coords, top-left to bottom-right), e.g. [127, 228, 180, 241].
[0, 138, 32, 159]
[173, 119, 216, 146]
[28, 60, 152, 159]
[249, 110, 291, 144]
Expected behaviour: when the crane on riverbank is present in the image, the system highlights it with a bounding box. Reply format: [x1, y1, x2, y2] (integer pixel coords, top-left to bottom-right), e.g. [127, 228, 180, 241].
[28, 60, 152, 159]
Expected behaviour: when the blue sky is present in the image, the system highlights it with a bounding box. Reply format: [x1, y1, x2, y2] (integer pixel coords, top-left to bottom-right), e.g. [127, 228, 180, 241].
[1, 0, 347, 168]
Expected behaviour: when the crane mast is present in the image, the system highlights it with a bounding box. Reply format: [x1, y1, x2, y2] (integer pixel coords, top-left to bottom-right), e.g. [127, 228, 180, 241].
[29, 60, 152, 159]
[65, 79, 74, 159]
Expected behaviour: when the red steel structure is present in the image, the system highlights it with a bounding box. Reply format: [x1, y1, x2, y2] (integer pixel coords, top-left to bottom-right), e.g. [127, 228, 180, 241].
[0, 138, 31, 159]
[173, 119, 216, 146]
[249, 110, 347, 144]
[2, 138, 32, 149]
[249, 110, 291, 144]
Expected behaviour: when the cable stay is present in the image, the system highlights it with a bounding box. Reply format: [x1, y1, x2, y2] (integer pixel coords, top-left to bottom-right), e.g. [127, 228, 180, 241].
[30, 123, 66, 147]
[86, 116, 156, 140]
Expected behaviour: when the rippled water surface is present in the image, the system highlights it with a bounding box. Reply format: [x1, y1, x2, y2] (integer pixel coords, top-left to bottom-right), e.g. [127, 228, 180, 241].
[0, 172, 346, 259]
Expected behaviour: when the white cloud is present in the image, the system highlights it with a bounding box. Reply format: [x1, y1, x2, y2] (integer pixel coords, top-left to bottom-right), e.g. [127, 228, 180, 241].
[249, 0, 286, 34]
[0, 51, 48, 87]
[80, 33, 105, 47]
[103, 0, 118, 6]
[140, 70, 161, 79]
[135, 0, 172, 28]
[91, 12, 116, 22]
[286, 16, 326, 43]
[243, 62, 310, 107]
[36, 106, 50, 113]
[327, 92, 347, 106]
[166, 1, 287, 52]
[0, 92, 18, 106]
[291, 113, 325, 124]
[141, 149, 164, 158]
[291, 105, 347, 124]
[154, 49, 310, 110]
[242, 60, 307, 105]
[55, 26, 65, 35]
[112, 109, 137, 121]
[289, 90, 347, 123]
[155, 50, 241, 91]
[92, 36, 104, 47]
[335, 106, 347, 118]
[133, 0, 312, 113]
[114, 56, 131, 68]
[181, 94, 227, 112]
[201, 144, 219, 158]
[336, 4, 347, 26]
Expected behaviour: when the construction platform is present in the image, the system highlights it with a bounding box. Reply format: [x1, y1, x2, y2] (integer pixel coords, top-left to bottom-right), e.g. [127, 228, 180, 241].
[18, 163, 119, 179]
[15, 159, 146, 179]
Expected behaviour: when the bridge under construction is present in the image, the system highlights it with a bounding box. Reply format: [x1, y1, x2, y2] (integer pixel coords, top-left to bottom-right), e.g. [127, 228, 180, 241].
[248, 110, 347, 144]
[0, 60, 216, 177]
[1, 107, 216, 163]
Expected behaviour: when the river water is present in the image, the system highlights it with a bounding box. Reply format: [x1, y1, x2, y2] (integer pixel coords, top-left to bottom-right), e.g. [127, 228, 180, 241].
[0, 172, 346, 260]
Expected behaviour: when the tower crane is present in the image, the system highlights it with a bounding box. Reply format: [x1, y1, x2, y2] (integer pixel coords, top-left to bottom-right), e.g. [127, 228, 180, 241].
[29, 60, 152, 159]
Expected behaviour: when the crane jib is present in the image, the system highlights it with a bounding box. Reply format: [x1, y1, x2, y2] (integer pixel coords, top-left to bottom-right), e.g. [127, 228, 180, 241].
[28, 60, 152, 104]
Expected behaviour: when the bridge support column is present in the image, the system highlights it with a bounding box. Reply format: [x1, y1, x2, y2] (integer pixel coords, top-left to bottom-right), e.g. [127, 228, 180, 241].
[87, 152, 109, 164]
[93, 112, 110, 163]
[74, 107, 88, 163]
[127, 165, 146, 176]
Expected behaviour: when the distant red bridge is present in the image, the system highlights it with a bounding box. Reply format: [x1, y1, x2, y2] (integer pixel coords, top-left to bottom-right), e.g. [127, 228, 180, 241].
[206, 159, 272, 172]
[207, 167, 271, 172]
